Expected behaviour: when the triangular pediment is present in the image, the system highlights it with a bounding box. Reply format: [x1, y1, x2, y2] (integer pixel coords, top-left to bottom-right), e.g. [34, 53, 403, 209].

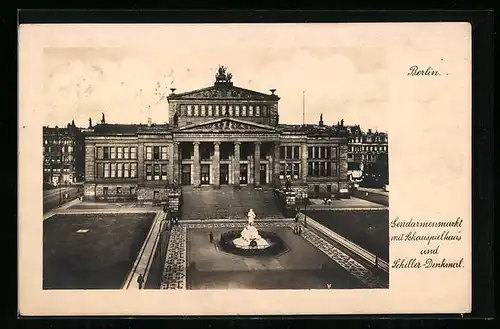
[168, 84, 278, 101]
[178, 118, 278, 133]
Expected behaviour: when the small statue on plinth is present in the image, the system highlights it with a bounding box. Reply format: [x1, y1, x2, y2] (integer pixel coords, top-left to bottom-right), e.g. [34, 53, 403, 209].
[285, 178, 292, 191]
[247, 209, 256, 226]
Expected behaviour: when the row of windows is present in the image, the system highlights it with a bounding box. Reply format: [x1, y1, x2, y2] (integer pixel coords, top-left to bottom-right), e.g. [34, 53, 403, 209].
[307, 161, 338, 177]
[348, 145, 388, 152]
[146, 146, 168, 160]
[44, 145, 74, 153]
[180, 104, 269, 117]
[146, 164, 168, 181]
[96, 163, 138, 178]
[44, 156, 74, 163]
[43, 168, 74, 172]
[44, 139, 77, 145]
[97, 147, 138, 160]
[308, 146, 338, 160]
[280, 146, 300, 160]
[350, 137, 387, 143]
[349, 154, 381, 161]
[102, 186, 136, 195]
[279, 163, 301, 180]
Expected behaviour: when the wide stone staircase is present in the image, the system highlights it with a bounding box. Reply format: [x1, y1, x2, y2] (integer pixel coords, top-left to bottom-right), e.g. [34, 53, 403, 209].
[180, 186, 285, 220]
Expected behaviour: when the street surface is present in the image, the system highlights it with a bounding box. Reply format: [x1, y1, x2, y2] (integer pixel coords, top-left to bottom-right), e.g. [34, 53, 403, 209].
[43, 186, 83, 213]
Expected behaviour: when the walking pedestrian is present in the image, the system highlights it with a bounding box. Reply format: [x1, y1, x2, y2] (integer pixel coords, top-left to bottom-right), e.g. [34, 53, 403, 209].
[137, 273, 144, 289]
[209, 231, 214, 243]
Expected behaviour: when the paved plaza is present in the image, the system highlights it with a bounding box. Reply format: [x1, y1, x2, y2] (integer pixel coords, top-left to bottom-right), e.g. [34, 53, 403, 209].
[181, 186, 284, 220]
[304, 210, 389, 261]
[43, 212, 155, 289]
[161, 221, 387, 290]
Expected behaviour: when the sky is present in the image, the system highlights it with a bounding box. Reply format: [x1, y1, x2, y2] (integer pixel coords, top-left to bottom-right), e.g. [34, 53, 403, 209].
[40, 24, 408, 132]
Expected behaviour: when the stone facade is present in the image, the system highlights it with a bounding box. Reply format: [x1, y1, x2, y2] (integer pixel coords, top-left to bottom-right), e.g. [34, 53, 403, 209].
[83, 70, 350, 202]
[43, 122, 85, 185]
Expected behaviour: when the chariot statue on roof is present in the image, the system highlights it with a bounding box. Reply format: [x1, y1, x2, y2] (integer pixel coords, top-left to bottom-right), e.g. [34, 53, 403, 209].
[215, 65, 232, 83]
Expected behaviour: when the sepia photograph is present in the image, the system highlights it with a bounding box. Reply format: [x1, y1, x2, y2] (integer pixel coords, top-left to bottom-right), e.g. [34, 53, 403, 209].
[19, 22, 472, 315]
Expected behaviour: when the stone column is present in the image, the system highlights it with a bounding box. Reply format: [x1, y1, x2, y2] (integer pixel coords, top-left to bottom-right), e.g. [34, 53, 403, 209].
[233, 142, 240, 188]
[273, 141, 281, 187]
[301, 142, 308, 184]
[193, 141, 200, 187]
[254, 142, 261, 187]
[213, 141, 220, 188]
[173, 142, 179, 184]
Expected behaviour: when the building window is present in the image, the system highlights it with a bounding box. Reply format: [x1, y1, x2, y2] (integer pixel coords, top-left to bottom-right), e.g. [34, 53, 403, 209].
[280, 146, 285, 159]
[187, 105, 192, 116]
[293, 146, 300, 159]
[153, 146, 160, 160]
[241, 105, 246, 116]
[110, 163, 116, 178]
[103, 147, 109, 159]
[146, 146, 152, 160]
[235, 105, 240, 117]
[117, 163, 123, 178]
[161, 146, 168, 160]
[131, 163, 137, 177]
[103, 187, 108, 195]
[131, 147, 137, 159]
[146, 164, 152, 180]
[293, 163, 300, 179]
[285, 163, 292, 179]
[117, 147, 123, 159]
[200, 105, 206, 116]
[124, 163, 130, 178]
[308, 162, 313, 176]
[332, 147, 338, 159]
[117, 187, 122, 194]
[161, 164, 167, 181]
[286, 147, 292, 159]
[110, 147, 116, 159]
[123, 147, 129, 159]
[215, 105, 220, 116]
[97, 163, 104, 177]
[207, 105, 213, 116]
[104, 163, 110, 178]
[279, 163, 285, 179]
[154, 164, 160, 181]
[327, 185, 332, 193]
[194, 105, 199, 116]
[308, 147, 312, 159]
[248, 105, 254, 116]
[331, 162, 338, 176]
[255, 105, 260, 116]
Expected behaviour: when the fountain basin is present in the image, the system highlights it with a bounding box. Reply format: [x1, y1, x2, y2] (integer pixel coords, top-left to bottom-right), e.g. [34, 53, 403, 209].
[219, 229, 287, 256]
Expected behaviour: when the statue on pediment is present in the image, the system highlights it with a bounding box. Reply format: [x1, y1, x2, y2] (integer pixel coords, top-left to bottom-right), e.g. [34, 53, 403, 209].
[215, 65, 232, 83]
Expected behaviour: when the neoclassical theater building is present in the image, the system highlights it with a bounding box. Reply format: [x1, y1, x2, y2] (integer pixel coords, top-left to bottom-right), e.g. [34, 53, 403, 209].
[83, 67, 350, 201]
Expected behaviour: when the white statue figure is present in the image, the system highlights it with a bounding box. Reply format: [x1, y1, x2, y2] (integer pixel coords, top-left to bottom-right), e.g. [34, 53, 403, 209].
[247, 209, 256, 226]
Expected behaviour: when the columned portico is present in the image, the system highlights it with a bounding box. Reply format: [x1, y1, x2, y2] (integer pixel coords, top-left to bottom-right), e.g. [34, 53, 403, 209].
[301, 142, 308, 184]
[233, 142, 241, 188]
[193, 141, 200, 187]
[273, 142, 281, 187]
[213, 141, 220, 188]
